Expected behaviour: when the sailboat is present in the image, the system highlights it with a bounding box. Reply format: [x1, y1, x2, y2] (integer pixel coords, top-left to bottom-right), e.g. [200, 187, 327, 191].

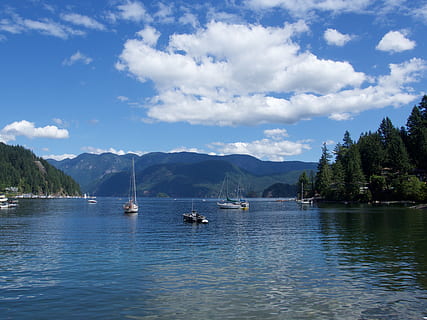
[298, 182, 312, 205]
[123, 158, 138, 214]
[217, 176, 249, 209]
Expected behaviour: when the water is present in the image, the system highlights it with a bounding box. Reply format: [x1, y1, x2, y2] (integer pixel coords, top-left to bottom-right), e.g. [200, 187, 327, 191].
[1, 198, 427, 319]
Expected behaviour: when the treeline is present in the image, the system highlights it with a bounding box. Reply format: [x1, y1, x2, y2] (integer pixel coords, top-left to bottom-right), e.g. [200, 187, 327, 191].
[0, 143, 81, 196]
[314, 95, 427, 202]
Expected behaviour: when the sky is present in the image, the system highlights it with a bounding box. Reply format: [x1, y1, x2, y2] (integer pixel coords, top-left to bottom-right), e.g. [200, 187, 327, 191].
[0, 0, 426, 163]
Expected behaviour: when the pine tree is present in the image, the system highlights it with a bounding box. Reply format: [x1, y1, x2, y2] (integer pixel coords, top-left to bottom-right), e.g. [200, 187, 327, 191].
[406, 101, 427, 171]
[358, 132, 384, 177]
[378, 117, 411, 173]
[298, 171, 310, 199]
[344, 144, 365, 201]
[331, 160, 345, 200]
[315, 143, 333, 198]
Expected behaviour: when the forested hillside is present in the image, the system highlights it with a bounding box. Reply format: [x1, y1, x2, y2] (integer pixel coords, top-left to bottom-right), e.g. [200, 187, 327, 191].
[0, 143, 81, 196]
[314, 95, 427, 202]
[48, 152, 317, 196]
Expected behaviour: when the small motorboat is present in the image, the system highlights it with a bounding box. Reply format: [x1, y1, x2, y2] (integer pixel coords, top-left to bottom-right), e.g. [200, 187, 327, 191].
[183, 210, 208, 224]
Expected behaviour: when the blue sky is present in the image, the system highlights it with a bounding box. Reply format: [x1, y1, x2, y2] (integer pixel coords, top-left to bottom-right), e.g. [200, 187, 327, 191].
[0, 0, 426, 162]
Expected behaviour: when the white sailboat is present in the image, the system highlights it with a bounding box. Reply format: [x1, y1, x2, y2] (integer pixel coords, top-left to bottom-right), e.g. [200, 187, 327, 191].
[123, 158, 138, 214]
[217, 176, 249, 209]
[298, 182, 312, 205]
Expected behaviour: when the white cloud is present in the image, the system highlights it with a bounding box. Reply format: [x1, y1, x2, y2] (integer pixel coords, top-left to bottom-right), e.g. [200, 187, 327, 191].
[324, 140, 335, 146]
[42, 154, 77, 161]
[328, 112, 352, 121]
[52, 118, 64, 125]
[117, 21, 425, 126]
[264, 128, 289, 139]
[0, 120, 69, 143]
[209, 135, 311, 161]
[245, 0, 371, 16]
[178, 12, 199, 28]
[115, 1, 152, 23]
[168, 146, 204, 153]
[63, 51, 93, 66]
[154, 2, 175, 23]
[0, 13, 84, 39]
[376, 30, 416, 53]
[135, 26, 160, 46]
[61, 13, 105, 30]
[82, 146, 144, 156]
[413, 4, 427, 23]
[324, 28, 353, 46]
[117, 96, 129, 102]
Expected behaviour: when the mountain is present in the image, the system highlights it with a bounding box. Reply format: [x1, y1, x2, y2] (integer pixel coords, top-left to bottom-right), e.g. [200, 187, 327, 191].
[48, 152, 133, 193]
[48, 152, 317, 197]
[0, 143, 81, 196]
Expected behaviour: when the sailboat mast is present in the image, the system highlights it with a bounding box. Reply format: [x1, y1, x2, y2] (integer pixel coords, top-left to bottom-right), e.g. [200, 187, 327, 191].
[301, 182, 303, 201]
[132, 158, 137, 203]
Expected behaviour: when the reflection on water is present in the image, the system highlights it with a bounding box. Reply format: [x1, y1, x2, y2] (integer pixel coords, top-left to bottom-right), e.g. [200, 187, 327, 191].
[319, 205, 427, 290]
[0, 198, 426, 319]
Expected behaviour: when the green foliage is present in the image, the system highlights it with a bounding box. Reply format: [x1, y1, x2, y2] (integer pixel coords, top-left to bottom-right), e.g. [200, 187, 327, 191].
[315, 143, 333, 197]
[358, 132, 384, 177]
[315, 95, 427, 202]
[406, 100, 427, 171]
[392, 175, 427, 202]
[0, 143, 80, 196]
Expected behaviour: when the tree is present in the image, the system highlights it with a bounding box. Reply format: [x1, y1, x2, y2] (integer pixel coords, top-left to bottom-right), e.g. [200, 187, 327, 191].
[378, 117, 411, 173]
[315, 143, 333, 198]
[358, 132, 385, 177]
[406, 102, 427, 171]
[298, 171, 310, 199]
[331, 160, 345, 200]
[344, 144, 365, 201]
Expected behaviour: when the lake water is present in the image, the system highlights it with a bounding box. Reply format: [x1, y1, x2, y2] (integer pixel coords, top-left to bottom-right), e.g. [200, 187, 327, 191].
[1, 198, 427, 319]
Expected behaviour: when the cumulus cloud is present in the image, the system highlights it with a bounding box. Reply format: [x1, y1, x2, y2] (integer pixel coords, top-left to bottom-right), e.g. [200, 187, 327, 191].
[264, 128, 289, 139]
[114, 1, 152, 23]
[63, 51, 93, 66]
[376, 30, 416, 53]
[116, 21, 425, 127]
[61, 13, 105, 30]
[209, 130, 311, 161]
[324, 28, 353, 46]
[0, 120, 69, 143]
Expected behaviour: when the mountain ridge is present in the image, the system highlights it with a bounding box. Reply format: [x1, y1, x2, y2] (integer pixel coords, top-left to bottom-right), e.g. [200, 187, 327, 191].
[48, 151, 317, 197]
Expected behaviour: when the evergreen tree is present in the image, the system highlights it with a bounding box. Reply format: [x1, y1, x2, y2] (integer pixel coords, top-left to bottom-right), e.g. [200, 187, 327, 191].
[0, 143, 80, 195]
[331, 160, 345, 200]
[378, 117, 411, 173]
[358, 132, 384, 177]
[298, 171, 310, 199]
[406, 101, 427, 171]
[315, 143, 332, 198]
[344, 144, 365, 200]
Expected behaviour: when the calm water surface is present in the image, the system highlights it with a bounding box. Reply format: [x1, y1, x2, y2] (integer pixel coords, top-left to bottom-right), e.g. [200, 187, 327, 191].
[1, 198, 426, 319]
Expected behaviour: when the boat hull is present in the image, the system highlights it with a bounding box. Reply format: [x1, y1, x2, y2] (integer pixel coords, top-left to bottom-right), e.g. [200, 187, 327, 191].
[124, 202, 138, 214]
[183, 211, 208, 223]
[217, 200, 249, 209]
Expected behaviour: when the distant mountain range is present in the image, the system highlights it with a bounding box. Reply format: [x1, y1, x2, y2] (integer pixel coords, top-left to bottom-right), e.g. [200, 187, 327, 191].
[47, 152, 317, 198]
